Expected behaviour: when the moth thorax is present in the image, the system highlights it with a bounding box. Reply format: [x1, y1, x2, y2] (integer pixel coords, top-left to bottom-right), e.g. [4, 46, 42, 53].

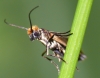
[27, 25, 39, 35]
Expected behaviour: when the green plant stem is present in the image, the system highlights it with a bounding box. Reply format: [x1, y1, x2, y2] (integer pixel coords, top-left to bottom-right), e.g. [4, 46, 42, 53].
[59, 0, 93, 78]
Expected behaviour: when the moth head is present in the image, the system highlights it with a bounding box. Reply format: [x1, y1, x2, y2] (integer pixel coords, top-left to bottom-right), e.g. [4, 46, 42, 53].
[27, 25, 41, 41]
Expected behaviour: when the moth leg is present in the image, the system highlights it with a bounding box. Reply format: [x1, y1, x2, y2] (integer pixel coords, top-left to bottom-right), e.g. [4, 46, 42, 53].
[48, 54, 67, 63]
[58, 57, 67, 63]
[46, 44, 49, 55]
[42, 35, 60, 73]
[41, 50, 60, 74]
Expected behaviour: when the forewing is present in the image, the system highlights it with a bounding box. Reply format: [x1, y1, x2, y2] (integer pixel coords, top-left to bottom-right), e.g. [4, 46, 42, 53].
[50, 31, 69, 47]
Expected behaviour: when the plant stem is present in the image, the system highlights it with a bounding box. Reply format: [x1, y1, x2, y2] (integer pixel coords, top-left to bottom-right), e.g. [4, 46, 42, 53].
[59, 0, 93, 78]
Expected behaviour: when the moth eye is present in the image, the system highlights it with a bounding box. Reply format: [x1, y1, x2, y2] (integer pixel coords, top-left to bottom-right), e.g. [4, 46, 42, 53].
[34, 32, 40, 37]
[34, 32, 39, 36]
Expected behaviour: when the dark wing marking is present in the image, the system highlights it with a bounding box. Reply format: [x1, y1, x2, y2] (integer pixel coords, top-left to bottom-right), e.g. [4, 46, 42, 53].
[49, 30, 71, 34]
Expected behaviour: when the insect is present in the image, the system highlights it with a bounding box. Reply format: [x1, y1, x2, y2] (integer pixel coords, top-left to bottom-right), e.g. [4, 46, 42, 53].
[4, 6, 86, 73]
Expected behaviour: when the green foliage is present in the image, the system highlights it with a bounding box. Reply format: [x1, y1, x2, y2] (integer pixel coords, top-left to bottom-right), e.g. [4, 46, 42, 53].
[59, 0, 93, 78]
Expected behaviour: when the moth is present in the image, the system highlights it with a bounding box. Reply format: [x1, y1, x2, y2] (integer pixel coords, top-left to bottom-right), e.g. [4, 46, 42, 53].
[4, 6, 86, 73]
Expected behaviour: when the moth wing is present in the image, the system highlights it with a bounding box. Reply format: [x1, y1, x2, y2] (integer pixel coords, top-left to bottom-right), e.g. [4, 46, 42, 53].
[50, 31, 69, 47]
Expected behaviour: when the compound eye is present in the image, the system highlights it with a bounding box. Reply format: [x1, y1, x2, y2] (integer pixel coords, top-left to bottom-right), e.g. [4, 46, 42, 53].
[34, 32, 40, 37]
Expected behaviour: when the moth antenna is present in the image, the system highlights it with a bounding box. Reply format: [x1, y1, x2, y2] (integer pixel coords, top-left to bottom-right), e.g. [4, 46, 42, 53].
[28, 6, 39, 32]
[4, 19, 28, 30]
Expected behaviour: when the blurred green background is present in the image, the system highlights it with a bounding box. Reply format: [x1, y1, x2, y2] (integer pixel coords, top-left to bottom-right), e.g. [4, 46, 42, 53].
[0, 0, 99, 78]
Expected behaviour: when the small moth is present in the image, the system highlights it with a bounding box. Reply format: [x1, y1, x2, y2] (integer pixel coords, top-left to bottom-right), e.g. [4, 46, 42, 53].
[4, 6, 86, 73]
